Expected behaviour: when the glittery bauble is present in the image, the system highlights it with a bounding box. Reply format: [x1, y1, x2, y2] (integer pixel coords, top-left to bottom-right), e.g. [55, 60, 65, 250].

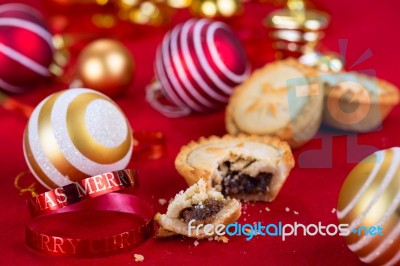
[77, 39, 135, 97]
[153, 18, 249, 114]
[23, 88, 133, 189]
[0, 3, 54, 93]
[337, 147, 400, 265]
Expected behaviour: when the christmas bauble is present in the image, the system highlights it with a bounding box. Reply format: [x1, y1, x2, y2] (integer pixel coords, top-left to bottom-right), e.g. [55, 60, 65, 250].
[76, 39, 135, 97]
[151, 18, 249, 115]
[337, 147, 400, 265]
[190, 0, 242, 18]
[116, 0, 173, 26]
[0, 3, 54, 93]
[23, 88, 133, 189]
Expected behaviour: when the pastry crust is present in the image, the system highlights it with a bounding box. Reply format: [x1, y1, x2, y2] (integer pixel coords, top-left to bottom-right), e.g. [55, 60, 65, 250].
[226, 58, 323, 148]
[175, 134, 294, 202]
[321, 72, 399, 132]
[154, 180, 241, 239]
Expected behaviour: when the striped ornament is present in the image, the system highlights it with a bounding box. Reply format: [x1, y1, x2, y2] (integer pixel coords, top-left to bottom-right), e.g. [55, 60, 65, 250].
[0, 3, 53, 93]
[152, 18, 249, 116]
[23, 88, 133, 189]
[337, 147, 400, 266]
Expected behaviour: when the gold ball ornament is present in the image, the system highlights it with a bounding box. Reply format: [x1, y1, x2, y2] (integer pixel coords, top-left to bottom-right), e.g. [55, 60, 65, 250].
[77, 39, 135, 97]
[190, 0, 242, 18]
[116, 0, 173, 26]
[23, 88, 133, 189]
[337, 147, 400, 265]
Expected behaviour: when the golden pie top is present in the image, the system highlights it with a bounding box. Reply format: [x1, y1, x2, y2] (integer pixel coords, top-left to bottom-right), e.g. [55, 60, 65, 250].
[177, 135, 293, 175]
[187, 138, 280, 171]
[228, 59, 319, 134]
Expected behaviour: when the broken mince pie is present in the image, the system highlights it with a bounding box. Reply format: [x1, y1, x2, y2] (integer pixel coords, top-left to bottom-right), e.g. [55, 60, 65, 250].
[154, 179, 241, 238]
[175, 134, 294, 202]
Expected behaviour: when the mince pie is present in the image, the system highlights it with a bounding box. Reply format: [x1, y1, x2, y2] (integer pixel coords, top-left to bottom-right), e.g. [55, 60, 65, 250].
[175, 134, 294, 202]
[154, 179, 241, 238]
[226, 58, 323, 148]
[320, 72, 399, 132]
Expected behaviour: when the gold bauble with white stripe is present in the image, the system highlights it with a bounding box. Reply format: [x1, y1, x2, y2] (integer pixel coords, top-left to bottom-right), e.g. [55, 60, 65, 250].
[23, 88, 133, 189]
[337, 147, 400, 266]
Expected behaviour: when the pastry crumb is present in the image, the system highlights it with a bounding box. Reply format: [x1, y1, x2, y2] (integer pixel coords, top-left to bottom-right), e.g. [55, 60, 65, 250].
[245, 228, 252, 233]
[217, 236, 229, 243]
[208, 237, 213, 241]
[294, 211, 299, 215]
[265, 207, 270, 212]
[331, 208, 336, 214]
[158, 198, 167, 205]
[134, 254, 144, 262]
[285, 207, 290, 212]
[194, 240, 199, 247]
[259, 210, 262, 213]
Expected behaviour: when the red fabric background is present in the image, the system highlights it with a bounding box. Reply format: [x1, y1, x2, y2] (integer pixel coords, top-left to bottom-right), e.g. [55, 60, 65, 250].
[0, 0, 399, 265]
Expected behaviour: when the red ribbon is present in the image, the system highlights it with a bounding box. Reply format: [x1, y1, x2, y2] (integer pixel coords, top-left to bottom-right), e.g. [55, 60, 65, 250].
[25, 170, 154, 257]
[27, 169, 136, 217]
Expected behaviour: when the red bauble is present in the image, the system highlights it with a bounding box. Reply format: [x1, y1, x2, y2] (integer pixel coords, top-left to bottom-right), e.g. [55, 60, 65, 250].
[148, 18, 249, 116]
[0, 3, 54, 93]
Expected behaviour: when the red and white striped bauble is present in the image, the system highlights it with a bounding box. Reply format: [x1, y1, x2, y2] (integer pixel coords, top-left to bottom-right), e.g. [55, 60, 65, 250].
[148, 18, 249, 117]
[0, 3, 54, 93]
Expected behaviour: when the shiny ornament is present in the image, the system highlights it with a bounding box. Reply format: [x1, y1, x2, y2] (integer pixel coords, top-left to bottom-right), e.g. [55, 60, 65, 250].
[299, 52, 344, 73]
[265, 0, 329, 58]
[76, 39, 134, 97]
[116, 0, 173, 27]
[337, 147, 400, 265]
[190, 0, 242, 19]
[0, 3, 54, 93]
[23, 88, 133, 189]
[148, 18, 249, 117]
[166, 0, 192, 9]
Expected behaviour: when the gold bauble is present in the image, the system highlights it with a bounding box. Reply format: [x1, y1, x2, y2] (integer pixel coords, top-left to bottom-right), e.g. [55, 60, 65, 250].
[265, 0, 330, 58]
[23, 88, 133, 189]
[190, 0, 242, 18]
[166, 0, 192, 8]
[116, 0, 173, 26]
[337, 147, 400, 265]
[77, 39, 135, 97]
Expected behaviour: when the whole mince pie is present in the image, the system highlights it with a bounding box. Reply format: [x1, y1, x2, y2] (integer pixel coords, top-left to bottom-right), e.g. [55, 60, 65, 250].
[225, 58, 323, 148]
[319, 72, 399, 132]
[175, 134, 295, 202]
[154, 179, 241, 238]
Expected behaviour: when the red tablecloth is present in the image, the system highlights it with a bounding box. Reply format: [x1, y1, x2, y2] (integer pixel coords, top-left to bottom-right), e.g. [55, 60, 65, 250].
[1, 0, 399, 265]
